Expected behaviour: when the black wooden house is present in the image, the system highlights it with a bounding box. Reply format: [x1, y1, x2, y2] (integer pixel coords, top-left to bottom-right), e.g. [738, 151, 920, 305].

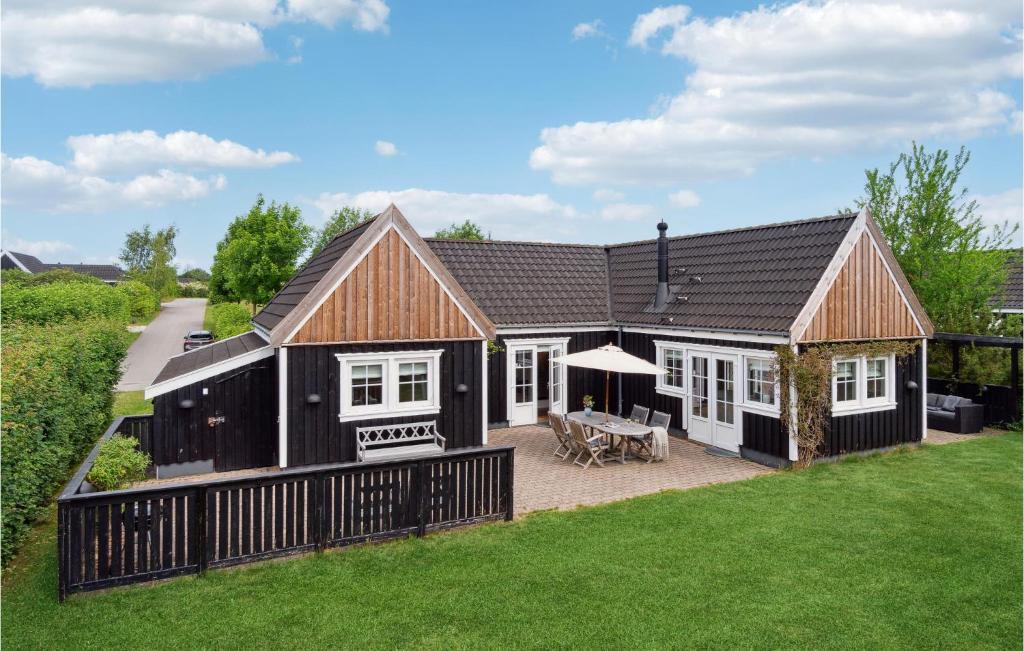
[146, 205, 932, 475]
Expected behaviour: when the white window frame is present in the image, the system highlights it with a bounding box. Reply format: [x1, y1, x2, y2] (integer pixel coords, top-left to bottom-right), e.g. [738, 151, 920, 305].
[742, 355, 779, 413]
[336, 349, 443, 422]
[655, 341, 687, 398]
[832, 354, 896, 415]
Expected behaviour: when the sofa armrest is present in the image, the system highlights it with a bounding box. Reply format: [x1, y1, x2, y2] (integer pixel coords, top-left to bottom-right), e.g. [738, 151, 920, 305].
[954, 404, 985, 434]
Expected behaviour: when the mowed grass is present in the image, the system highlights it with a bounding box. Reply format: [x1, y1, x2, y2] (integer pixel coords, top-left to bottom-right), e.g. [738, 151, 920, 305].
[3, 434, 1020, 650]
[113, 391, 153, 418]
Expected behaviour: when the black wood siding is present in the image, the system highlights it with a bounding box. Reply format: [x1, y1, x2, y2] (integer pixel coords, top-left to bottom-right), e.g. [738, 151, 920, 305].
[286, 341, 483, 467]
[823, 347, 923, 455]
[742, 412, 788, 459]
[488, 331, 616, 425]
[152, 357, 276, 471]
[618, 330, 777, 433]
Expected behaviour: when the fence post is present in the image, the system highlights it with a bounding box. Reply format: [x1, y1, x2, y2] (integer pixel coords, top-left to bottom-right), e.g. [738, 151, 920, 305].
[196, 486, 208, 574]
[57, 501, 67, 603]
[416, 458, 428, 538]
[314, 472, 325, 552]
[504, 449, 515, 521]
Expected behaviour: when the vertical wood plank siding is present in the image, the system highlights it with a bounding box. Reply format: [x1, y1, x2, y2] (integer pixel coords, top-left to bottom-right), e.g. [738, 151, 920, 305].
[488, 331, 617, 425]
[802, 233, 922, 342]
[618, 331, 777, 433]
[286, 341, 483, 466]
[822, 347, 923, 455]
[291, 229, 479, 343]
[58, 444, 513, 600]
[151, 358, 277, 471]
[741, 412, 788, 459]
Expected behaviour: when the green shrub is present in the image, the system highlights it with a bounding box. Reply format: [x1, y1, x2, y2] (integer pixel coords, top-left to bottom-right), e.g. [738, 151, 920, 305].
[2, 282, 130, 325]
[86, 435, 151, 492]
[0, 319, 130, 565]
[178, 284, 209, 298]
[205, 302, 252, 339]
[116, 280, 161, 323]
[19, 269, 106, 287]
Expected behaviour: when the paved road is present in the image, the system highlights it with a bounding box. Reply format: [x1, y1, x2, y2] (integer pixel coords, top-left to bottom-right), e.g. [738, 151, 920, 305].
[117, 298, 207, 391]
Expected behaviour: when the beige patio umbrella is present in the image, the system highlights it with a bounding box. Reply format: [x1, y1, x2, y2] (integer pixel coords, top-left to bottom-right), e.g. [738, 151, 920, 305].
[556, 343, 665, 422]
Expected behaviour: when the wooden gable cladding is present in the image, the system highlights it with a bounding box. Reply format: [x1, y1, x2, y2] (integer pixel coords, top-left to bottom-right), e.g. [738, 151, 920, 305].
[801, 232, 923, 342]
[290, 228, 481, 343]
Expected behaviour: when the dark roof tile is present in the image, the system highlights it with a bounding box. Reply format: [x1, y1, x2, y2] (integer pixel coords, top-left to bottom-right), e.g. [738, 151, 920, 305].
[152, 331, 269, 385]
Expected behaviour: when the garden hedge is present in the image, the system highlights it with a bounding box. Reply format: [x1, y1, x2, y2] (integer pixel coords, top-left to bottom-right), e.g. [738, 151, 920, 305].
[205, 302, 253, 339]
[116, 280, 161, 323]
[1, 282, 131, 325]
[0, 319, 130, 564]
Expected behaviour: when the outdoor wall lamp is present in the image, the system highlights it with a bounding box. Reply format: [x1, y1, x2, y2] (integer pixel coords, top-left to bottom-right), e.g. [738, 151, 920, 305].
[905, 381, 918, 391]
[307, 393, 322, 405]
[455, 384, 468, 394]
[179, 399, 195, 409]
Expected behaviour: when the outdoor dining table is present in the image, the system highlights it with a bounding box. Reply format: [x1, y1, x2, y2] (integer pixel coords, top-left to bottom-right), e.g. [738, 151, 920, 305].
[566, 410, 654, 464]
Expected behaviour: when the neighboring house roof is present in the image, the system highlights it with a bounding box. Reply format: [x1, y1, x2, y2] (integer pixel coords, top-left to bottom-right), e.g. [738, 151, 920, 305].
[608, 214, 857, 333]
[0, 250, 124, 282]
[253, 218, 377, 332]
[426, 239, 610, 326]
[991, 249, 1023, 312]
[1, 250, 47, 273]
[146, 331, 273, 399]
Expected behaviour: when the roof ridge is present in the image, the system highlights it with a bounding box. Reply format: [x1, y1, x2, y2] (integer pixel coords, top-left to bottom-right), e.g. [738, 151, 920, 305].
[424, 237, 606, 249]
[607, 212, 856, 249]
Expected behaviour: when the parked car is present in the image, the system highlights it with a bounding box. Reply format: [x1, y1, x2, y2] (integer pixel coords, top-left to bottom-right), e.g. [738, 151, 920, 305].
[183, 330, 214, 352]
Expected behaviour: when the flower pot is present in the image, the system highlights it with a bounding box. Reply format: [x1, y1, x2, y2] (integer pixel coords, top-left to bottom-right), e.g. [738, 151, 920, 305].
[584, 407, 593, 417]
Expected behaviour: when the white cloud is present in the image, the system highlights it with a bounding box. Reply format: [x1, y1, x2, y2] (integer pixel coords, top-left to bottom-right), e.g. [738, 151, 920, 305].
[310, 188, 582, 238]
[2, 154, 226, 212]
[374, 140, 399, 157]
[593, 188, 625, 202]
[668, 189, 700, 208]
[532, 1, 1022, 185]
[68, 130, 298, 174]
[1, 234, 73, 257]
[627, 5, 690, 48]
[599, 202, 656, 222]
[975, 187, 1023, 234]
[572, 20, 606, 41]
[1, 0, 390, 87]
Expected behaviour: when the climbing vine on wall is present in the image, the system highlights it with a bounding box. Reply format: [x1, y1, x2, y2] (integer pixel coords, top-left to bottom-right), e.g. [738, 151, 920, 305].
[775, 340, 920, 467]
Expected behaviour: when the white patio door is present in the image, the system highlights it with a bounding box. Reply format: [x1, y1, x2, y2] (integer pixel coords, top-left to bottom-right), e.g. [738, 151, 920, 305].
[687, 354, 712, 444]
[549, 346, 565, 415]
[712, 356, 739, 451]
[509, 347, 536, 426]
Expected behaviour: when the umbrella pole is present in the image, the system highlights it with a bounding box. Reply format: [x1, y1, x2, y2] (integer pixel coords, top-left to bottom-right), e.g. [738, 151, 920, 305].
[604, 370, 610, 422]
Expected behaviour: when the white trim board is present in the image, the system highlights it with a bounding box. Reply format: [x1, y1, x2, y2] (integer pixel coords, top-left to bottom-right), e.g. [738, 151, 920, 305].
[144, 345, 276, 399]
[1, 251, 31, 273]
[278, 347, 288, 468]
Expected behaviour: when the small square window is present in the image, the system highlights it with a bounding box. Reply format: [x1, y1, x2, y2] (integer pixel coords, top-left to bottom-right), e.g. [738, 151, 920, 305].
[835, 360, 858, 403]
[746, 358, 775, 406]
[351, 363, 383, 406]
[866, 358, 887, 400]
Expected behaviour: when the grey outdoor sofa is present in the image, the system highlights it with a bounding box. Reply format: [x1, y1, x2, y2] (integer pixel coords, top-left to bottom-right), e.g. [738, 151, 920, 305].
[926, 393, 985, 434]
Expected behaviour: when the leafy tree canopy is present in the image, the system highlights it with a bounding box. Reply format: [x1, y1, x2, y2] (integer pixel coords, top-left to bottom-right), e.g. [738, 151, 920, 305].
[433, 219, 487, 240]
[179, 267, 211, 282]
[210, 195, 312, 314]
[856, 143, 1018, 334]
[306, 207, 376, 262]
[120, 224, 179, 299]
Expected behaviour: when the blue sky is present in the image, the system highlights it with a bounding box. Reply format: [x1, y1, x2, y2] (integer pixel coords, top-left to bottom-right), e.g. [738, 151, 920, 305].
[2, 0, 1022, 270]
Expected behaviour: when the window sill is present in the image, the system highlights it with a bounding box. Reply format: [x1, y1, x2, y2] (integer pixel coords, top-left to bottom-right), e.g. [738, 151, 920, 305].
[338, 405, 441, 423]
[831, 401, 897, 416]
[656, 386, 686, 399]
[740, 403, 780, 417]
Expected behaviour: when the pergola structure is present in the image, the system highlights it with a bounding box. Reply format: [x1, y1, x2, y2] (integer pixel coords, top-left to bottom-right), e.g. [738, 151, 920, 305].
[930, 331, 1022, 424]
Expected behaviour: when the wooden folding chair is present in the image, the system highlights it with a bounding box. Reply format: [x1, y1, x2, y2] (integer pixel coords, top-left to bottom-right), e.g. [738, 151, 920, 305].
[569, 420, 607, 469]
[548, 412, 573, 460]
[629, 404, 651, 425]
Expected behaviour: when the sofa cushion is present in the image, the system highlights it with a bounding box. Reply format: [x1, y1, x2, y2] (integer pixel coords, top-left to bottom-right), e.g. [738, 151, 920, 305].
[928, 410, 956, 425]
[941, 394, 968, 411]
[927, 393, 943, 408]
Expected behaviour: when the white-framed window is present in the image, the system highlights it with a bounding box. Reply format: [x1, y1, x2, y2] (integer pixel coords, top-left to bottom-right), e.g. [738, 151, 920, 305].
[655, 342, 687, 397]
[336, 349, 443, 422]
[691, 355, 709, 418]
[832, 354, 896, 414]
[745, 357, 777, 408]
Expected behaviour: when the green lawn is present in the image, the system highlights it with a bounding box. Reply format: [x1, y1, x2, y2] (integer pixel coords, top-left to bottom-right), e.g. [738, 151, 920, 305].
[113, 390, 153, 418]
[3, 435, 1020, 650]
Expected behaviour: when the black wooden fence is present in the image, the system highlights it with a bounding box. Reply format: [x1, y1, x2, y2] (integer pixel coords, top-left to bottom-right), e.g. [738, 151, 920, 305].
[58, 417, 515, 601]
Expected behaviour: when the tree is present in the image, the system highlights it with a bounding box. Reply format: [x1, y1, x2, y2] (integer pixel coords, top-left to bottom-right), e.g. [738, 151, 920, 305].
[307, 207, 376, 261]
[433, 219, 487, 240]
[211, 195, 312, 314]
[179, 268, 211, 282]
[856, 143, 1017, 334]
[120, 224, 179, 299]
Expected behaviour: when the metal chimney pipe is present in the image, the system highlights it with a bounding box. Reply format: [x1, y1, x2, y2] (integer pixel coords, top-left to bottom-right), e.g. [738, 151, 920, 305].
[654, 221, 670, 310]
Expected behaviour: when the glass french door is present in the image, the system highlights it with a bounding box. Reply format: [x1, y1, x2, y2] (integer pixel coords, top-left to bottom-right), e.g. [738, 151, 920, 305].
[510, 348, 536, 426]
[688, 354, 712, 443]
[687, 352, 740, 451]
[712, 356, 738, 451]
[549, 347, 564, 415]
